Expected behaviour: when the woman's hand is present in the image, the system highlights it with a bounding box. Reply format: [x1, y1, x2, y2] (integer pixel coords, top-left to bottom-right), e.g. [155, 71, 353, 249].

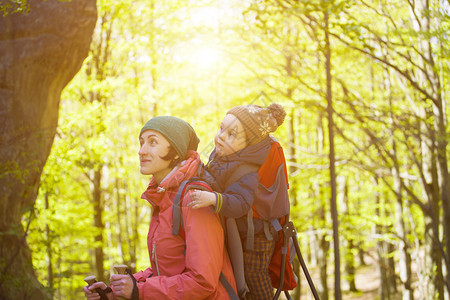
[188, 190, 216, 209]
[110, 274, 134, 299]
[83, 281, 113, 300]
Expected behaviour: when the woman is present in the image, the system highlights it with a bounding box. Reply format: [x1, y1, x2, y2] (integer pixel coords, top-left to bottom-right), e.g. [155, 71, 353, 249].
[84, 116, 237, 299]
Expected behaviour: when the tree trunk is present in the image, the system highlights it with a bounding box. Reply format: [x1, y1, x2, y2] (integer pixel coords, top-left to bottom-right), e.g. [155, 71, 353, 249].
[93, 167, 105, 283]
[314, 180, 330, 300]
[115, 178, 125, 262]
[412, 0, 449, 295]
[287, 109, 298, 206]
[373, 176, 389, 300]
[421, 109, 444, 299]
[324, 10, 341, 300]
[287, 108, 301, 300]
[0, 1, 96, 299]
[341, 177, 357, 292]
[44, 193, 54, 294]
[316, 113, 329, 300]
[392, 154, 413, 300]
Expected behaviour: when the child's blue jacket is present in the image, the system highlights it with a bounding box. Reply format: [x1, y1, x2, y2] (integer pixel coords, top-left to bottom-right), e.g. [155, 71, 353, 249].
[206, 136, 288, 237]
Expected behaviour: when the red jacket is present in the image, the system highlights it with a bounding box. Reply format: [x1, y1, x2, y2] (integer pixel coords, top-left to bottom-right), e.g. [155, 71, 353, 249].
[135, 151, 237, 299]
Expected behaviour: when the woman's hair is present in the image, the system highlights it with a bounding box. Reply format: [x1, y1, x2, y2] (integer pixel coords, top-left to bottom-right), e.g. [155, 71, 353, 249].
[160, 145, 183, 168]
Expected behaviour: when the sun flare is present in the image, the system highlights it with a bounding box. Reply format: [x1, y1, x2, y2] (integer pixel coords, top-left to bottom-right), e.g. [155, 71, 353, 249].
[189, 45, 221, 69]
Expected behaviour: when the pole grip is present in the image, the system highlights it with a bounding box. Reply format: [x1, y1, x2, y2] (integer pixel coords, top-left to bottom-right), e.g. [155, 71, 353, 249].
[114, 265, 129, 300]
[84, 275, 105, 295]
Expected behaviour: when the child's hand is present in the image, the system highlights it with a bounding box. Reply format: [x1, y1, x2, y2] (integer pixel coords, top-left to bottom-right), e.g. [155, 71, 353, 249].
[188, 190, 216, 209]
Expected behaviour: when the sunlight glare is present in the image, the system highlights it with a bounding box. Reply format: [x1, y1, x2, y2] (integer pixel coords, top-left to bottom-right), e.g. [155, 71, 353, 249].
[190, 46, 221, 69]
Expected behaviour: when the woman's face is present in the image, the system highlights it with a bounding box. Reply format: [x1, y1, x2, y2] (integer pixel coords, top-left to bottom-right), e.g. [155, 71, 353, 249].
[139, 130, 176, 182]
[214, 114, 247, 157]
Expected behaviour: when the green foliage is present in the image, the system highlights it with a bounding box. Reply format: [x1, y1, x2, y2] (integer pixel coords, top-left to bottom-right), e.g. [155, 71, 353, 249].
[0, 0, 29, 16]
[24, 0, 449, 298]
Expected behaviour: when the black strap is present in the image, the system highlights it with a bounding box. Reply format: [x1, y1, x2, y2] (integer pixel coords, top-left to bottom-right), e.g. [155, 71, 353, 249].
[172, 180, 190, 235]
[126, 269, 139, 300]
[96, 287, 111, 300]
[219, 272, 240, 300]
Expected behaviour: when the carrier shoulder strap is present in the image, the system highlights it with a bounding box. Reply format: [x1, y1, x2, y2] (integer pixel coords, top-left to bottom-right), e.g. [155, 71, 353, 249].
[172, 179, 211, 236]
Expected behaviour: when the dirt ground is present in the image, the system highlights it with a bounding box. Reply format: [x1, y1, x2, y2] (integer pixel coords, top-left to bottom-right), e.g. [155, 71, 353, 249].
[276, 254, 418, 300]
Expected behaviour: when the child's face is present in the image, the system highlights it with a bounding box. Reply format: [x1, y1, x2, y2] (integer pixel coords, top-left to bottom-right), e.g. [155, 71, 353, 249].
[214, 114, 247, 157]
[138, 130, 175, 181]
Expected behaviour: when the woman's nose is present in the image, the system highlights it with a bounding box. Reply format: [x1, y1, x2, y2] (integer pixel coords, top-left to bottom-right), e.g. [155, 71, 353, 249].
[138, 144, 146, 156]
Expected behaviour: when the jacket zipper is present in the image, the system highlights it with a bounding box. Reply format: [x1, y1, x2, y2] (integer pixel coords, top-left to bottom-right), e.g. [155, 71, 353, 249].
[152, 243, 160, 276]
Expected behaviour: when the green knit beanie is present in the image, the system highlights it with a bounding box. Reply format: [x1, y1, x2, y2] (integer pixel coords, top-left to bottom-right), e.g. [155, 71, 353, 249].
[139, 116, 200, 160]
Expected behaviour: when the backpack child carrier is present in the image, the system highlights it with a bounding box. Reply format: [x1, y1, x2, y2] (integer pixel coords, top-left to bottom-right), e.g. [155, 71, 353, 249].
[221, 138, 297, 298]
[171, 139, 319, 300]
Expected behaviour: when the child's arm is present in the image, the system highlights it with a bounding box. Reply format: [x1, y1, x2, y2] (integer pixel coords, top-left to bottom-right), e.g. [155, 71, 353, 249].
[190, 172, 258, 218]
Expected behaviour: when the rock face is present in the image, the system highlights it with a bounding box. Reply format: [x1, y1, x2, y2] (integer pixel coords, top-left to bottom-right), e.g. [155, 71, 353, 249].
[0, 1, 97, 299]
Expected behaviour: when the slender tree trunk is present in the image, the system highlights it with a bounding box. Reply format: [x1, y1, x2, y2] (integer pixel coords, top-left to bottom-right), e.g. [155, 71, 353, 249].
[93, 167, 105, 282]
[317, 183, 329, 300]
[115, 178, 124, 261]
[387, 240, 397, 295]
[316, 114, 329, 300]
[383, 48, 414, 298]
[412, 0, 448, 295]
[287, 108, 301, 300]
[393, 165, 413, 300]
[45, 192, 53, 290]
[287, 109, 298, 206]
[125, 190, 137, 273]
[132, 192, 139, 273]
[341, 178, 357, 292]
[420, 100, 444, 299]
[324, 10, 341, 300]
[44, 193, 54, 294]
[373, 176, 390, 300]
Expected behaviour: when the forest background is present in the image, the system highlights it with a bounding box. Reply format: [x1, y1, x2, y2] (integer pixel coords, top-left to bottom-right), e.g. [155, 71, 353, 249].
[0, 0, 449, 299]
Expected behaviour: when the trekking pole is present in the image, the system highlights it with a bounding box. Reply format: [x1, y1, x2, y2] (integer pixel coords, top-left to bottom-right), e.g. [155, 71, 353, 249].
[273, 227, 288, 300]
[84, 275, 109, 300]
[114, 264, 129, 300]
[286, 222, 320, 300]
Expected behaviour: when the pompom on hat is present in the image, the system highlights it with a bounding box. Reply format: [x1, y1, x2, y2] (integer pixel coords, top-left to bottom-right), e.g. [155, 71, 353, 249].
[227, 103, 286, 145]
[139, 116, 200, 160]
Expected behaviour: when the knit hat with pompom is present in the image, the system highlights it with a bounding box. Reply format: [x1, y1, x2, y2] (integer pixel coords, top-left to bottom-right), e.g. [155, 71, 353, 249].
[227, 103, 286, 145]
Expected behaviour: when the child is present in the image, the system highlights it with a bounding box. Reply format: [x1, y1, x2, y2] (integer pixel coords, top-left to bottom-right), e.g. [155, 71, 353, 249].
[190, 103, 288, 300]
